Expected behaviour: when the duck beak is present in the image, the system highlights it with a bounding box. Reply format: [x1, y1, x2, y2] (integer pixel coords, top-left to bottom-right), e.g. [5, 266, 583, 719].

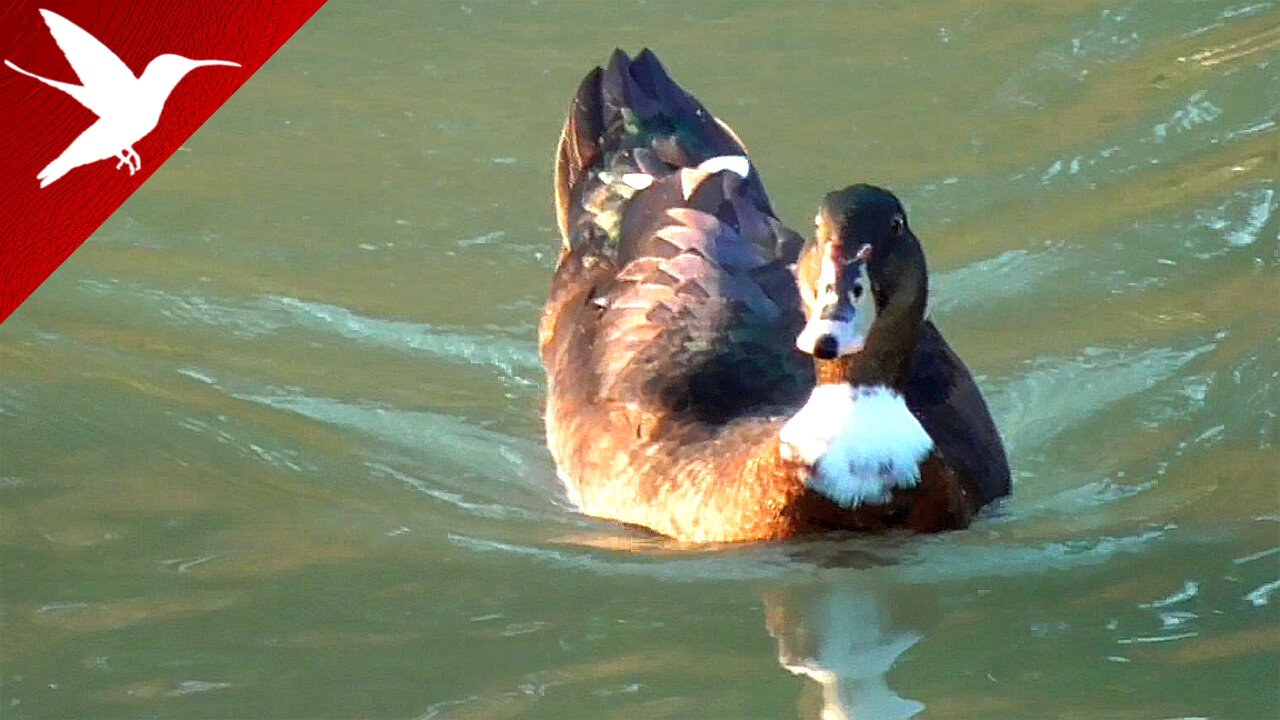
[796, 300, 866, 360]
[796, 243, 875, 360]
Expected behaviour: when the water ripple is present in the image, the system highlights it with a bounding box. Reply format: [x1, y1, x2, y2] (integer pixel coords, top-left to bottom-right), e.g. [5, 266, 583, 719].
[264, 296, 541, 380]
[989, 342, 1218, 457]
[367, 461, 535, 520]
[931, 245, 1069, 314]
[76, 280, 287, 337]
[447, 526, 1168, 586]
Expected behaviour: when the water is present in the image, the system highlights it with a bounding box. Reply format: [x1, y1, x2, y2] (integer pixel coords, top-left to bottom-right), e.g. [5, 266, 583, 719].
[2, 1, 1278, 717]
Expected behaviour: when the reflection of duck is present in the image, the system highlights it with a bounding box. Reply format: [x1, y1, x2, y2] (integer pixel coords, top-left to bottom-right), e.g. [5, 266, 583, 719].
[541, 50, 1010, 542]
[764, 584, 923, 720]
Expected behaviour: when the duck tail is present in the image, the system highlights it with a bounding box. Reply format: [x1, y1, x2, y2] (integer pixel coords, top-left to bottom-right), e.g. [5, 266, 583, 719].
[554, 49, 770, 251]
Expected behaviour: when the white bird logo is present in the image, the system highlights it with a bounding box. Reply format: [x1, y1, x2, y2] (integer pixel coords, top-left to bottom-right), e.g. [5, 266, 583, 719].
[4, 9, 240, 188]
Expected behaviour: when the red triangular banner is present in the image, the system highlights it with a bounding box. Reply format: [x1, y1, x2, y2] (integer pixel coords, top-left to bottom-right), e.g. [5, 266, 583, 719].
[0, 1, 329, 321]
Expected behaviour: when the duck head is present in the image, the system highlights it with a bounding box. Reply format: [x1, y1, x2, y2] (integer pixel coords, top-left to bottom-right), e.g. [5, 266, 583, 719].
[780, 186, 935, 506]
[794, 185, 928, 389]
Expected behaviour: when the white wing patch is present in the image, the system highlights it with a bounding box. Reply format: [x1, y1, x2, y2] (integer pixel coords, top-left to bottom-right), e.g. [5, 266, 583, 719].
[779, 384, 933, 507]
[621, 172, 654, 190]
[696, 155, 750, 178]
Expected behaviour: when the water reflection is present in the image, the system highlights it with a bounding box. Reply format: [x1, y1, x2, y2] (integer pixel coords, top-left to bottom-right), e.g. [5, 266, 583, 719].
[764, 583, 923, 720]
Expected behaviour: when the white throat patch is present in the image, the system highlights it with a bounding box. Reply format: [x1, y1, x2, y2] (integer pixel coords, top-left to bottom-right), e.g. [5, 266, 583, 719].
[779, 384, 934, 507]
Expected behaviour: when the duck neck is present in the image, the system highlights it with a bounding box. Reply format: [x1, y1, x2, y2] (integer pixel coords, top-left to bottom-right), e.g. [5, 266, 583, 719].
[815, 325, 919, 390]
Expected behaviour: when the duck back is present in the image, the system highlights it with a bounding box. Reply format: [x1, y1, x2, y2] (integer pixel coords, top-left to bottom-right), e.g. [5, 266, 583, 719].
[544, 49, 811, 431]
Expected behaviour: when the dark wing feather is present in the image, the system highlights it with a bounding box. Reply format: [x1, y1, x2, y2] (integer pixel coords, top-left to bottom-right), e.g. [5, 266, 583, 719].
[554, 67, 604, 241]
[554, 49, 797, 261]
[593, 188, 808, 423]
[545, 49, 810, 431]
[904, 322, 1012, 505]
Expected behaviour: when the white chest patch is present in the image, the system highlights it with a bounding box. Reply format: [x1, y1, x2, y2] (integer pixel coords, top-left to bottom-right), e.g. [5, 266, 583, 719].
[779, 384, 934, 508]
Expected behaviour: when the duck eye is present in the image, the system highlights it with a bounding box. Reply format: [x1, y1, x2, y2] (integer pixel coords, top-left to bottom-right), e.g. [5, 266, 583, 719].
[889, 214, 905, 235]
[851, 283, 864, 301]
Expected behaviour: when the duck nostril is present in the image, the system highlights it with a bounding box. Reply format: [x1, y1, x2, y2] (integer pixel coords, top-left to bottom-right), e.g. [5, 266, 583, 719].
[813, 334, 839, 360]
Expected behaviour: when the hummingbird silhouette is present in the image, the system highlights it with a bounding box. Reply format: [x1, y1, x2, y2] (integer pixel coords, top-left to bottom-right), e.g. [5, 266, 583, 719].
[4, 9, 239, 188]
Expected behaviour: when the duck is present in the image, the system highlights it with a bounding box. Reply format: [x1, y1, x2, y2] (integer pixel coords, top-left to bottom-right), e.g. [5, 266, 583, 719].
[540, 49, 1010, 543]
